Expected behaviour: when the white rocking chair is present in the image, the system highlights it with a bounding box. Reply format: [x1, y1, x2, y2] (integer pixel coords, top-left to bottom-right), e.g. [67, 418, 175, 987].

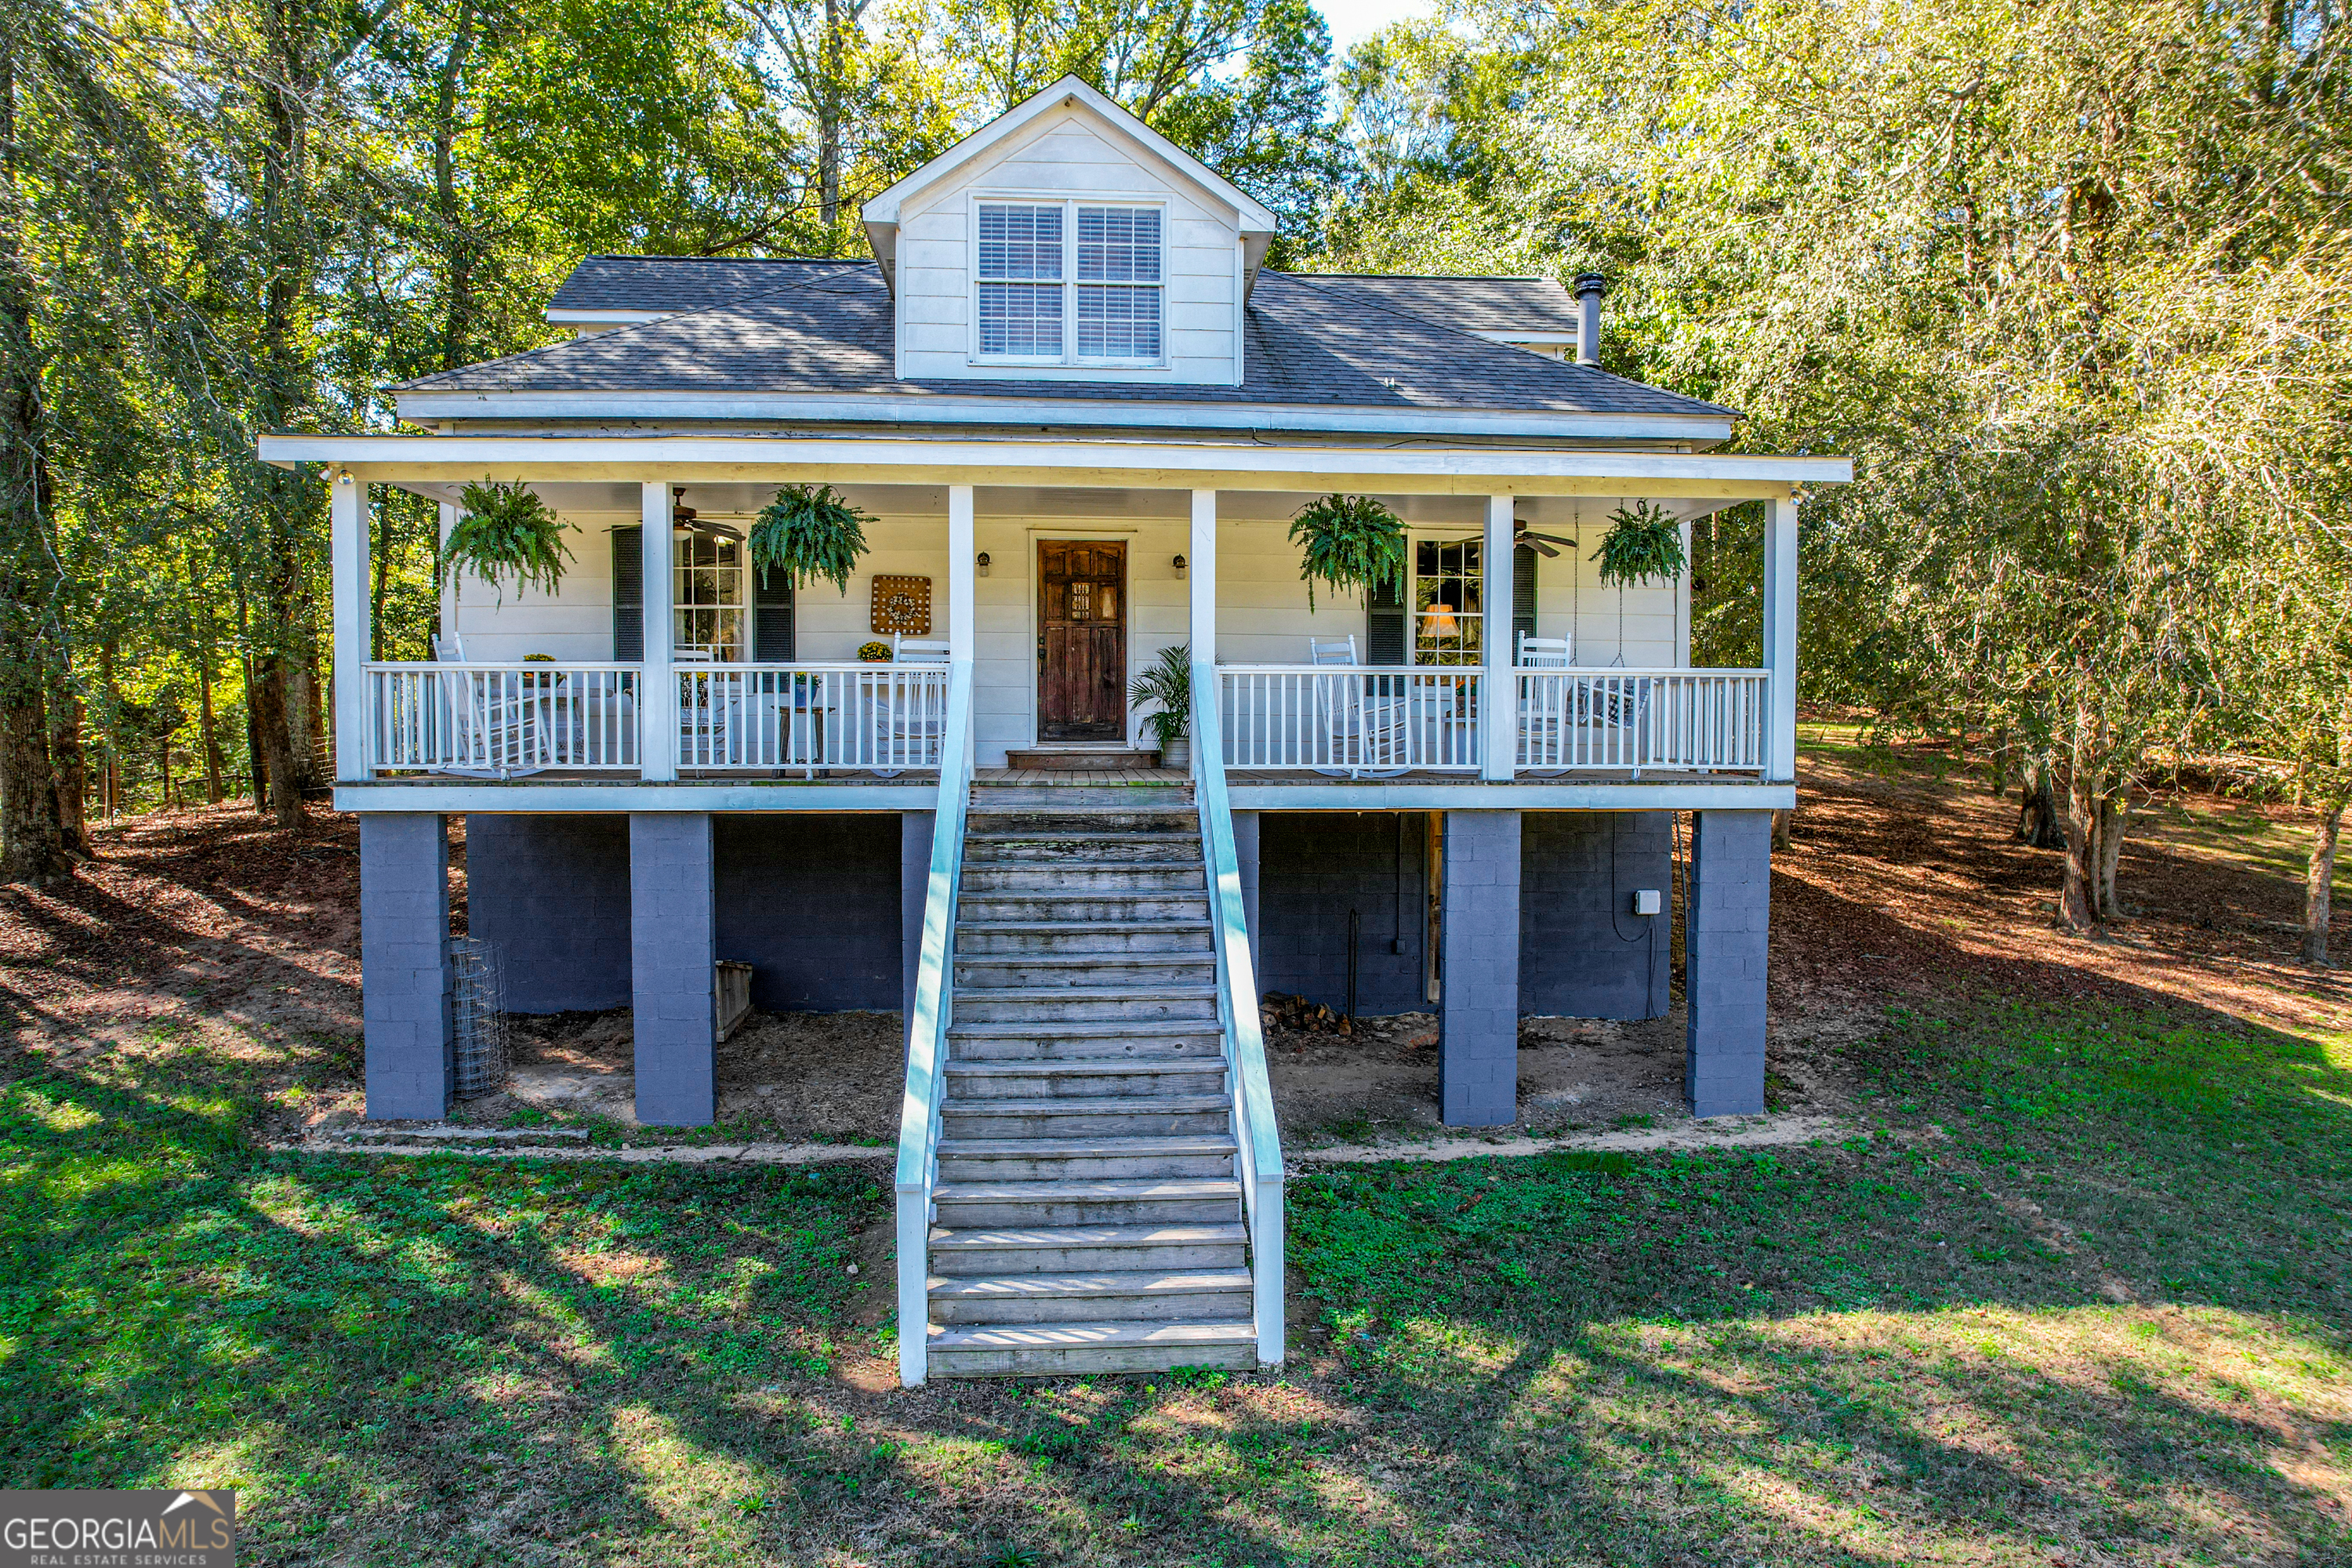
[1308, 634, 1409, 779]
[430, 634, 545, 779]
[869, 633, 951, 775]
[1517, 632, 1574, 775]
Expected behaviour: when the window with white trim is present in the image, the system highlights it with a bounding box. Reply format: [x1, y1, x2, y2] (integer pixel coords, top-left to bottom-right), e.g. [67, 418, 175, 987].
[1413, 538, 1483, 666]
[974, 200, 1163, 363]
[673, 530, 745, 662]
[977, 203, 1062, 357]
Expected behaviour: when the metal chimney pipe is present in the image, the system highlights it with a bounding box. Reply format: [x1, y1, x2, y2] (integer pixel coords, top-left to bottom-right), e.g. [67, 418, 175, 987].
[1573, 272, 1607, 366]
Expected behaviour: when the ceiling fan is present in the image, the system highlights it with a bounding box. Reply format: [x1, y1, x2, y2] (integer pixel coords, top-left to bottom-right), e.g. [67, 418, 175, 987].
[673, 487, 743, 543]
[1514, 514, 1579, 557]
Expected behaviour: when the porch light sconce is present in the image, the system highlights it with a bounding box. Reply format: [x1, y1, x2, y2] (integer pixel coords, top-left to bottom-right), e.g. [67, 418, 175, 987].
[975, 551, 991, 578]
[1172, 554, 1187, 579]
[335, 470, 355, 487]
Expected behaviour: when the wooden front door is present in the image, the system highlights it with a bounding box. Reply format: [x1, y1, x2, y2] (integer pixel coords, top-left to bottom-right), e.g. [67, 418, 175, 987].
[1037, 540, 1127, 742]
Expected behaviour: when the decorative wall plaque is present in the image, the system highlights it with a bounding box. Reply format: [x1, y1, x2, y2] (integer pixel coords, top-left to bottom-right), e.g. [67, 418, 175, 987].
[870, 574, 932, 635]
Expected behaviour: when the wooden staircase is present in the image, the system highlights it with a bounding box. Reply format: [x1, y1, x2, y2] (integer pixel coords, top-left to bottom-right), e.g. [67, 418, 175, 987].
[922, 777, 1261, 1377]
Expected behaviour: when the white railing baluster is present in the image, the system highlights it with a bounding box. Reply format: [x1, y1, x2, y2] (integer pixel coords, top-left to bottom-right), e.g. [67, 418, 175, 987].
[1211, 666, 1769, 776]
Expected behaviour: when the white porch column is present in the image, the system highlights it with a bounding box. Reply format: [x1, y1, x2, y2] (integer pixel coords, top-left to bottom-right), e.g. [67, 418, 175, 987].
[947, 484, 975, 662]
[640, 481, 677, 782]
[1482, 492, 1515, 781]
[329, 471, 370, 782]
[437, 502, 459, 642]
[1189, 488, 1216, 662]
[1763, 494, 1799, 781]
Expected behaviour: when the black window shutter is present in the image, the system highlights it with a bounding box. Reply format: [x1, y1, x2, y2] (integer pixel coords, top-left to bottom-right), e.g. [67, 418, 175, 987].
[1512, 543, 1537, 662]
[753, 562, 794, 662]
[612, 526, 643, 661]
[1366, 571, 1406, 665]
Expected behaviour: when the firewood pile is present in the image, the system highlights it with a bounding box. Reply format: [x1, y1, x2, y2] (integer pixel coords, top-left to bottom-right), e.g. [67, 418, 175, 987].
[1260, 992, 1355, 1035]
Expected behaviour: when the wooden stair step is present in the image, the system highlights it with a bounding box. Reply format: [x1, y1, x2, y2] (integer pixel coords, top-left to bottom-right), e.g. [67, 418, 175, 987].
[927, 1268, 1252, 1302]
[929, 1222, 1246, 1254]
[938, 1135, 1234, 1157]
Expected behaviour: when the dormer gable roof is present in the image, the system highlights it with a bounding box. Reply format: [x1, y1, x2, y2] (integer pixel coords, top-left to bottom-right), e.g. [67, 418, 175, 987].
[858, 75, 1279, 296]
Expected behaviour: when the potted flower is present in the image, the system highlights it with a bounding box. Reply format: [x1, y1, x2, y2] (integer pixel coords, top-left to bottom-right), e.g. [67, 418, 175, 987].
[856, 641, 891, 663]
[439, 480, 571, 603]
[1129, 644, 1193, 769]
[750, 483, 873, 593]
[1287, 493, 1406, 608]
[1593, 499, 1689, 586]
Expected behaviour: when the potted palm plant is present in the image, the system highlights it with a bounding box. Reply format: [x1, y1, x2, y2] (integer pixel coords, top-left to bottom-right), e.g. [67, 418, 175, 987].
[1130, 643, 1193, 770]
[439, 480, 570, 603]
[1287, 493, 1406, 608]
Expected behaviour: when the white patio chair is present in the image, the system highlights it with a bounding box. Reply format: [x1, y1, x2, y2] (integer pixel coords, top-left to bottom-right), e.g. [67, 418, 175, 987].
[1517, 632, 1574, 775]
[1308, 635, 1409, 778]
[869, 633, 952, 775]
[430, 634, 543, 778]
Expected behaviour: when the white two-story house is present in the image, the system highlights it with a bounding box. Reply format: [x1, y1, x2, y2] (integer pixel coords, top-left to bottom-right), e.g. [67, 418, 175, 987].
[261, 78, 1846, 1382]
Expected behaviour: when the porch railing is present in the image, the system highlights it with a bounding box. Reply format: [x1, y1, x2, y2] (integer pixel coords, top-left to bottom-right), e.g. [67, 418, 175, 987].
[1191, 662, 1285, 1367]
[1515, 669, 1769, 773]
[1218, 666, 1484, 773]
[365, 662, 641, 775]
[678, 663, 952, 773]
[895, 659, 975, 1388]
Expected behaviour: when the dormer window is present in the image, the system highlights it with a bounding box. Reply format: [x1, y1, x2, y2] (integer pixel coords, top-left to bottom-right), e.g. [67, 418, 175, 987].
[974, 200, 1163, 365]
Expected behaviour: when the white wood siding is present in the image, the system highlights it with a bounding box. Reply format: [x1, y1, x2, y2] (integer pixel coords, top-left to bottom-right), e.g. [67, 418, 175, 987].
[449, 498, 1689, 768]
[892, 107, 1242, 387]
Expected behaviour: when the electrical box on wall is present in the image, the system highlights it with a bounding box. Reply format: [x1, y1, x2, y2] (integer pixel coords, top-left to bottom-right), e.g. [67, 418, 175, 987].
[1632, 889, 1664, 916]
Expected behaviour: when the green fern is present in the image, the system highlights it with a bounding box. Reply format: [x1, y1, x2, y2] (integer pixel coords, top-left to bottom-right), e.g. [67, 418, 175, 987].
[440, 480, 571, 601]
[1593, 499, 1689, 587]
[1288, 493, 1406, 609]
[750, 484, 873, 595]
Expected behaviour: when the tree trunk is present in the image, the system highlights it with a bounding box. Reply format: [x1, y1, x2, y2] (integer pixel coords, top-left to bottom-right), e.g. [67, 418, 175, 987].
[2057, 696, 2100, 933]
[1770, 808, 1791, 851]
[197, 641, 224, 803]
[2307, 798, 2343, 967]
[2094, 788, 2129, 920]
[49, 681, 88, 855]
[2015, 757, 2065, 848]
[252, 656, 303, 828]
[1988, 728, 2009, 797]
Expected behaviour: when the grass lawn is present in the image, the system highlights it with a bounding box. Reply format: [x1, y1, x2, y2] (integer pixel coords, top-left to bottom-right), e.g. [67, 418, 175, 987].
[6, 996, 2347, 1566]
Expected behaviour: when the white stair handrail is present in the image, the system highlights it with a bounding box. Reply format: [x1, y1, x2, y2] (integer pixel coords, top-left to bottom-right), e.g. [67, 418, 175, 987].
[893, 657, 975, 1388]
[1190, 660, 1285, 1367]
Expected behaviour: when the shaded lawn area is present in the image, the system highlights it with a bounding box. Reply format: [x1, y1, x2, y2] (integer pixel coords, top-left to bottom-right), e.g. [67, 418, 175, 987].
[5, 998, 2348, 1566]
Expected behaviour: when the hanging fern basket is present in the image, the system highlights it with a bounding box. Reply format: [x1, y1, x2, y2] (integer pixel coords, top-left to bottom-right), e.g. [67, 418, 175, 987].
[1288, 494, 1406, 608]
[440, 480, 571, 601]
[1593, 500, 1689, 588]
[750, 485, 874, 595]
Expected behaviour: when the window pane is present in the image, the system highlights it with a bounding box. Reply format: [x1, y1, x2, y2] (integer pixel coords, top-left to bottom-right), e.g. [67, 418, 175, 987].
[978, 204, 1062, 281]
[979, 282, 1063, 355]
[1077, 207, 1161, 282]
[1414, 538, 1483, 666]
[1076, 285, 1163, 358]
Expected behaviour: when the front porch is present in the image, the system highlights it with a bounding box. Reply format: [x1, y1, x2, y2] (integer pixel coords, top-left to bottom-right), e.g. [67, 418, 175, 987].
[281, 434, 1831, 808]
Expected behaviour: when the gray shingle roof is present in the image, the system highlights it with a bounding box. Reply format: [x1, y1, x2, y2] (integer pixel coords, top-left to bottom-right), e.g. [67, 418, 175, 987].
[398, 258, 1732, 423]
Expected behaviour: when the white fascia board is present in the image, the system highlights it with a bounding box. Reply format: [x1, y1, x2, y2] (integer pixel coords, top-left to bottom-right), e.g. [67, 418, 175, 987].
[861, 77, 1277, 238]
[393, 388, 1735, 444]
[338, 782, 938, 814]
[1228, 780, 1797, 811]
[546, 309, 671, 326]
[1475, 331, 1580, 347]
[263, 430, 1854, 494]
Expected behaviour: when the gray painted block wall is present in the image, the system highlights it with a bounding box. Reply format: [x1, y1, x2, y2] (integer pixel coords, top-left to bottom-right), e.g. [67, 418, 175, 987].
[1439, 811, 1522, 1126]
[712, 815, 902, 1011]
[1519, 811, 1673, 1019]
[466, 815, 633, 1011]
[1686, 809, 1772, 1117]
[630, 813, 717, 1126]
[361, 814, 452, 1120]
[1256, 812, 1430, 1014]
[464, 812, 903, 1016]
